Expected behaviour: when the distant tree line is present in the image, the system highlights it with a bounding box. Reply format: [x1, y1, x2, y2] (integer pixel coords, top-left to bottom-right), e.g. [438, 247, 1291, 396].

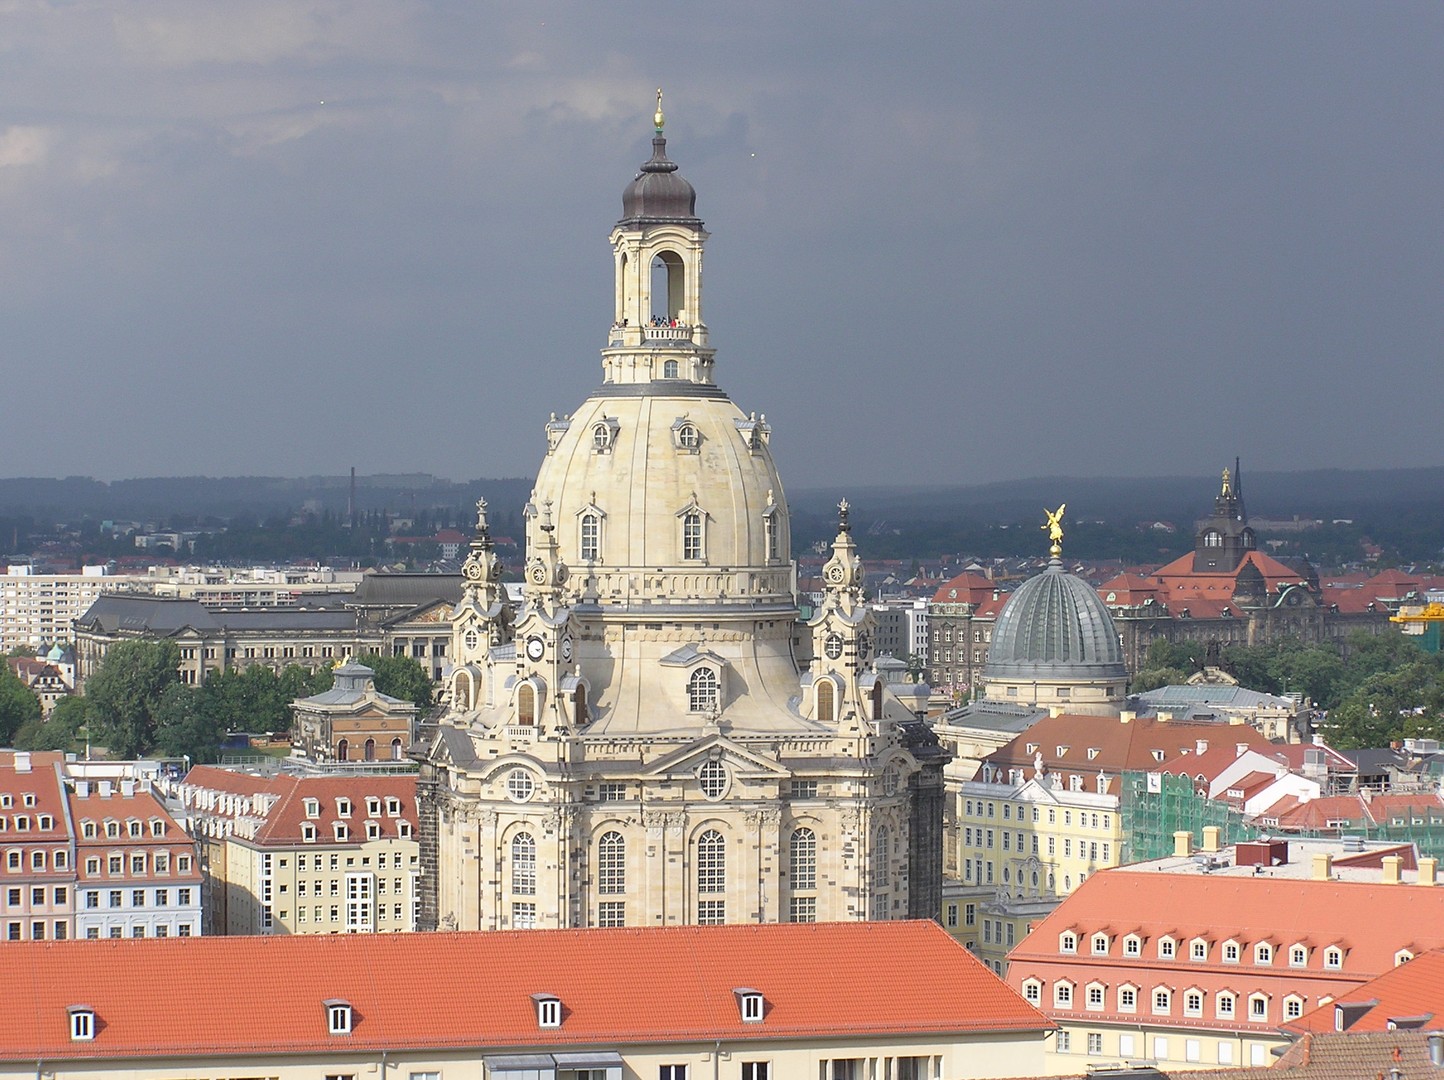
[1130, 632, 1444, 750]
[2, 643, 432, 763]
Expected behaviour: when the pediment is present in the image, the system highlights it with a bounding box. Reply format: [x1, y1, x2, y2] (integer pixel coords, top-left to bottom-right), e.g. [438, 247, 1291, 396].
[642, 734, 791, 781]
[1011, 778, 1065, 804]
[658, 643, 727, 669]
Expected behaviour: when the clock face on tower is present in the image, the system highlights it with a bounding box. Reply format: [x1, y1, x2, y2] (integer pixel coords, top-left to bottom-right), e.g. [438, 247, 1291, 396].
[825, 563, 846, 585]
[525, 636, 545, 661]
[561, 635, 573, 662]
[824, 632, 844, 660]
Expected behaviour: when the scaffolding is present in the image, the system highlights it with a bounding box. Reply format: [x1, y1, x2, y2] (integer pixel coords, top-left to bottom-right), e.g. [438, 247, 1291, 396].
[1120, 770, 1444, 862]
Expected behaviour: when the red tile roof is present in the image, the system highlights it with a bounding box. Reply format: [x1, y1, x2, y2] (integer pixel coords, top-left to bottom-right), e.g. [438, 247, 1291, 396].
[0, 921, 1048, 1060]
[1286, 949, 1444, 1034]
[250, 775, 418, 845]
[931, 572, 1000, 605]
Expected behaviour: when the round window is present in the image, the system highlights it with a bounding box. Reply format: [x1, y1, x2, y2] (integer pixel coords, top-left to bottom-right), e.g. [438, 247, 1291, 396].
[698, 761, 729, 799]
[506, 769, 535, 803]
[464, 629, 479, 651]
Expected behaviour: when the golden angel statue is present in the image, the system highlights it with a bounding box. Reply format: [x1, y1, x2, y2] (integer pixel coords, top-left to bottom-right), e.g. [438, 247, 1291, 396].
[1042, 503, 1066, 556]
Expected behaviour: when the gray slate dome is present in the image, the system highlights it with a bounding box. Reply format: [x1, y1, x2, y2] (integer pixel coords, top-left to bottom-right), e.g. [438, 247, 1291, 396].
[983, 557, 1127, 682]
[620, 133, 699, 223]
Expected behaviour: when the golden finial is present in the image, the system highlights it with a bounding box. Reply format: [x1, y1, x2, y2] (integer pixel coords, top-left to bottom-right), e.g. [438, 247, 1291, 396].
[654, 88, 665, 132]
[1043, 503, 1066, 557]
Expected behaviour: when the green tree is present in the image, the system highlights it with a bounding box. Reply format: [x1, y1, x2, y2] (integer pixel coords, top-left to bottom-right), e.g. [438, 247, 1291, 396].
[1129, 667, 1190, 694]
[0, 664, 43, 746]
[12, 695, 89, 752]
[84, 640, 181, 757]
[154, 683, 227, 763]
[356, 652, 433, 711]
[198, 663, 331, 736]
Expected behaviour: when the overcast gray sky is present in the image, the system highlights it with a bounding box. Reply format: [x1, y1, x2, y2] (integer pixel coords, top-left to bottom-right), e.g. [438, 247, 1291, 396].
[2, 2, 1440, 489]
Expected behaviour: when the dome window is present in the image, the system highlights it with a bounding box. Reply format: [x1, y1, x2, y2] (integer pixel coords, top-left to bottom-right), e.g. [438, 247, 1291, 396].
[663, 359, 680, 378]
[677, 499, 709, 561]
[688, 667, 719, 713]
[671, 417, 702, 452]
[580, 512, 601, 562]
[591, 417, 619, 453]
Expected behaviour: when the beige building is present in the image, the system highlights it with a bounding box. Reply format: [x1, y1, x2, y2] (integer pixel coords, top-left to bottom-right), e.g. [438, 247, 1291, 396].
[172, 766, 419, 935]
[291, 658, 418, 763]
[419, 109, 946, 933]
[0, 920, 1050, 1080]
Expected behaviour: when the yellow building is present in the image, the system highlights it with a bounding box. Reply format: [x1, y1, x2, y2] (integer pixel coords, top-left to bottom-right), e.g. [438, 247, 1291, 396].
[171, 766, 419, 935]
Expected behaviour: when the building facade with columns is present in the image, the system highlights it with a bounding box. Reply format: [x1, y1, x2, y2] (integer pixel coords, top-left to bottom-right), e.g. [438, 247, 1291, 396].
[416, 104, 944, 933]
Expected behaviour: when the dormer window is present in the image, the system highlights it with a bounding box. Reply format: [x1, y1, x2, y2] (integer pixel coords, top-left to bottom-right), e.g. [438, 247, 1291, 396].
[673, 419, 702, 452]
[385, 797, 401, 817]
[734, 988, 765, 1023]
[1191, 939, 1208, 961]
[534, 994, 562, 1029]
[336, 799, 352, 817]
[365, 797, 381, 818]
[325, 999, 353, 1035]
[104, 820, 119, 839]
[22, 794, 35, 808]
[301, 823, 317, 843]
[334, 823, 350, 842]
[1255, 943, 1273, 966]
[1091, 933, 1109, 956]
[304, 798, 320, 819]
[591, 419, 618, 453]
[1290, 944, 1308, 967]
[1123, 935, 1141, 957]
[366, 822, 381, 840]
[1324, 946, 1343, 970]
[149, 819, 164, 837]
[81, 820, 96, 838]
[1159, 937, 1176, 959]
[1059, 931, 1077, 954]
[127, 820, 141, 838]
[68, 1006, 95, 1041]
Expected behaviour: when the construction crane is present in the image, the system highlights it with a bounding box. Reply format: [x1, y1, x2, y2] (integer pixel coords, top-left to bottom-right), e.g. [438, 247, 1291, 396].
[1391, 603, 1444, 652]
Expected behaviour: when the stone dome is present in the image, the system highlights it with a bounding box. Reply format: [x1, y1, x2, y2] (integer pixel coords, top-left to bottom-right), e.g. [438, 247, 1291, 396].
[983, 557, 1128, 684]
[531, 388, 790, 592]
[621, 134, 699, 222]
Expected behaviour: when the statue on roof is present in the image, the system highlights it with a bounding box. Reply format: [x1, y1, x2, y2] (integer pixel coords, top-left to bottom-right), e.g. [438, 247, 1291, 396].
[1043, 503, 1066, 557]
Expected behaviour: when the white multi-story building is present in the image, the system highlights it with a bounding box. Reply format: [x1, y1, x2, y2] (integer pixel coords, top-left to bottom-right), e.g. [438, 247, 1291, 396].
[0, 565, 146, 652]
[68, 780, 203, 940]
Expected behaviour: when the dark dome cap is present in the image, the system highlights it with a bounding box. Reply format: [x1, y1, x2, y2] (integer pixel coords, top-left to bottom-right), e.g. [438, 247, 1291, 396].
[620, 101, 700, 223]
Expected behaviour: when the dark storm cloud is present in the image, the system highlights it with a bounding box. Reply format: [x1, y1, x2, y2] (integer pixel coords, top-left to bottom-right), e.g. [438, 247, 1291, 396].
[0, 1, 1439, 487]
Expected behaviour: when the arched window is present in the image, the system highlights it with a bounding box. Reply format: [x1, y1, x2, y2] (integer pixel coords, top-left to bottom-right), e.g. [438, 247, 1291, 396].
[697, 829, 725, 925]
[592, 423, 612, 451]
[517, 684, 535, 726]
[390, 737, 403, 760]
[872, 826, 890, 888]
[816, 680, 834, 723]
[336, 739, 349, 762]
[682, 510, 704, 560]
[663, 359, 679, 378]
[511, 833, 537, 896]
[364, 738, 376, 762]
[688, 668, 718, 713]
[574, 685, 588, 725]
[871, 680, 884, 720]
[764, 511, 779, 562]
[597, 831, 625, 895]
[1204, 530, 1222, 547]
[580, 512, 600, 562]
[790, 828, 816, 890]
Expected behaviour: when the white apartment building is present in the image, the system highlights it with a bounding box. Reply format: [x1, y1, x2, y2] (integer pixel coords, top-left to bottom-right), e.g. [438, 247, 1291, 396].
[0, 565, 146, 652]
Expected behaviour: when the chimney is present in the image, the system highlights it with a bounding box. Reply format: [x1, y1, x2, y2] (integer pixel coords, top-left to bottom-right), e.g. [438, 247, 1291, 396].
[1382, 855, 1403, 885]
[1428, 1031, 1443, 1068]
[1120, 710, 1135, 724]
[75, 781, 90, 798]
[1312, 852, 1333, 881]
[1173, 831, 1193, 857]
[98, 780, 113, 798]
[1196, 739, 1209, 755]
[120, 779, 136, 798]
[1202, 826, 1222, 853]
[1236, 743, 1250, 758]
[13, 752, 30, 774]
[1420, 856, 1438, 886]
